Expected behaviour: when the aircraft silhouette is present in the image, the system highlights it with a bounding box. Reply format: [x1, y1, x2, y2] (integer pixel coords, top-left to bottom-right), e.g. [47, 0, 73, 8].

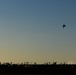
[62, 24, 66, 28]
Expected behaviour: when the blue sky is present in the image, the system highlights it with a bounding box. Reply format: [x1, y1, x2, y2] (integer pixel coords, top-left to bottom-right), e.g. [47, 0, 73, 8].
[0, 0, 76, 64]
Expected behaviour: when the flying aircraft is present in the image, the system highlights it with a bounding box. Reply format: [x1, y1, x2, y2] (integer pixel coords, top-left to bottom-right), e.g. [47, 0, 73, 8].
[62, 24, 66, 28]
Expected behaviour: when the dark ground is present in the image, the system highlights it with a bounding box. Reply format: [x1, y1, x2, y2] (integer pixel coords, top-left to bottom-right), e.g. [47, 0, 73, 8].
[0, 63, 76, 74]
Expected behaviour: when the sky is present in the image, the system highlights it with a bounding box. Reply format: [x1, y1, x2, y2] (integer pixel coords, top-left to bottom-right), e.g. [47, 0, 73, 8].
[0, 0, 76, 64]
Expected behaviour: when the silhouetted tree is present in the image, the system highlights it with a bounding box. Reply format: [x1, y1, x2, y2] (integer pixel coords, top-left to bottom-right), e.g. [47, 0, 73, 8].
[52, 61, 57, 65]
[34, 62, 37, 65]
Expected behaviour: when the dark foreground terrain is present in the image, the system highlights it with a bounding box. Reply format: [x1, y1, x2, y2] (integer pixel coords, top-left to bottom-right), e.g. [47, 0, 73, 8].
[0, 63, 76, 74]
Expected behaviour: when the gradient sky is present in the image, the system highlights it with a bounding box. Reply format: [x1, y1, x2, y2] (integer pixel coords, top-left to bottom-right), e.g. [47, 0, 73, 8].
[0, 0, 76, 64]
